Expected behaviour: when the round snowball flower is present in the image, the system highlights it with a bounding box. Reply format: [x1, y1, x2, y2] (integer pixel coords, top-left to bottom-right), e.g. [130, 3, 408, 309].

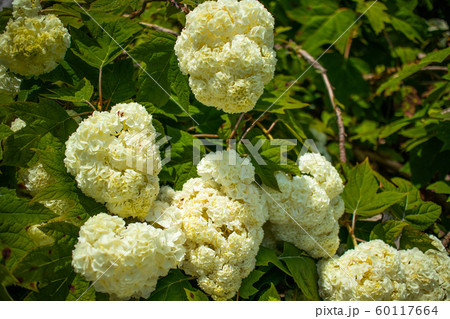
[167, 150, 267, 300]
[175, 178, 265, 300]
[72, 213, 185, 300]
[318, 240, 408, 301]
[0, 65, 21, 97]
[174, 0, 277, 113]
[0, 1, 71, 76]
[64, 102, 162, 219]
[263, 153, 345, 258]
[12, 0, 41, 18]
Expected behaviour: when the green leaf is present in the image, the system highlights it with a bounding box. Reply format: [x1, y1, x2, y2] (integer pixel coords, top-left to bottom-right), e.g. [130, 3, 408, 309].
[1, 100, 78, 167]
[12, 222, 79, 296]
[342, 159, 405, 217]
[239, 269, 266, 299]
[185, 288, 209, 301]
[253, 91, 308, 114]
[102, 59, 136, 104]
[0, 188, 57, 268]
[258, 283, 280, 301]
[377, 47, 450, 95]
[370, 220, 408, 245]
[356, 1, 390, 34]
[71, 17, 141, 69]
[279, 243, 320, 301]
[390, 178, 441, 231]
[66, 274, 96, 301]
[43, 78, 94, 103]
[132, 31, 179, 107]
[244, 137, 300, 191]
[148, 269, 193, 301]
[390, 16, 422, 43]
[299, 8, 357, 55]
[370, 221, 437, 253]
[255, 246, 290, 275]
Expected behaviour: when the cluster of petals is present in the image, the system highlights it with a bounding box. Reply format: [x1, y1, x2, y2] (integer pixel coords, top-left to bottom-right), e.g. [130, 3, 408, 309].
[64, 103, 162, 219]
[263, 153, 345, 258]
[72, 213, 185, 300]
[0, 0, 70, 76]
[174, 0, 276, 113]
[318, 239, 450, 301]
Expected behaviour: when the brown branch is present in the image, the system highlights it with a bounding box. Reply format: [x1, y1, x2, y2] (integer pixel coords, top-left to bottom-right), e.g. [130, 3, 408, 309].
[139, 22, 179, 36]
[227, 112, 245, 147]
[239, 113, 269, 142]
[123, 0, 152, 19]
[266, 119, 280, 134]
[297, 48, 347, 163]
[193, 134, 219, 138]
[71, 111, 94, 118]
[256, 122, 274, 140]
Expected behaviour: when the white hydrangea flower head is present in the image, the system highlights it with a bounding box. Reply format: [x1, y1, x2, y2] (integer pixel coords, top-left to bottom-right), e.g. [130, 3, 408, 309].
[0, 12, 71, 76]
[12, 0, 41, 18]
[263, 172, 344, 258]
[174, 0, 277, 113]
[173, 177, 266, 300]
[263, 153, 345, 258]
[20, 162, 73, 214]
[399, 248, 446, 300]
[64, 103, 162, 219]
[317, 240, 408, 301]
[425, 235, 450, 300]
[0, 65, 21, 97]
[72, 213, 186, 300]
[10, 117, 26, 132]
[298, 152, 344, 199]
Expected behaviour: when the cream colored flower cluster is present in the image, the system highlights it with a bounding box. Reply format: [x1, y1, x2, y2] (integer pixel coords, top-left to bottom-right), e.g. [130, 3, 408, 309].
[0, 0, 70, 76]
[0, 65, 21, 97]
[263, 153, 345, 258]
[64, 103, 162, 219]
[144, 150, 267, 300]
[174, 0, 277, 113]
[318, 239, 450, 301]
[72, 213, 185, 300]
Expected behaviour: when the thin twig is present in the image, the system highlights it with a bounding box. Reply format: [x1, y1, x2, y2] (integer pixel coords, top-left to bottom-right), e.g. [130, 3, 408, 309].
[123, 0, 151, 19]
[139, 22, 179, 36]
[256, 122, 274, 140]
[239, 113, 269, 142]
[98, 67, 103, 111]
[193, 134, 219, 138]
[83, 99, 97, 111]
[266, 119, 280, 134]
[71, 111, 93, 118]
[227, 112, 245, 147]
[297, 48, 347, 163]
